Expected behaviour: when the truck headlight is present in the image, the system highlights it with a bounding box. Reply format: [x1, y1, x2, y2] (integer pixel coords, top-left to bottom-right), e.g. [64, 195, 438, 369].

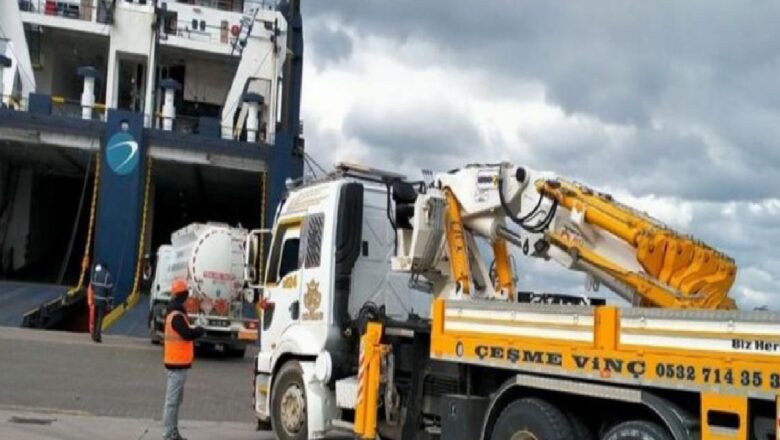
[314, 351, 332, 383]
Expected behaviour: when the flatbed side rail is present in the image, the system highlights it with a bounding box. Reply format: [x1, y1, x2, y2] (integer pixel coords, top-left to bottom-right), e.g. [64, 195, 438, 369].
[430, 299, 780, 401]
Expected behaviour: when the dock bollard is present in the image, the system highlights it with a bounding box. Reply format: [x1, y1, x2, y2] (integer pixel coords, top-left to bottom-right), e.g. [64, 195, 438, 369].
[160, 79, 181, 131]
[0, 55, 12, 108]
[242, 92, 264, 143]
[77, 66, 101, 120]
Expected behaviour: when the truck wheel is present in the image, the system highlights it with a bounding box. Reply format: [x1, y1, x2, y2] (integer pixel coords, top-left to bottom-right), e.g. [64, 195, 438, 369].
[566, 409, 593, 440]
[491, 398, 574, 440]
[601, 420, 672, 440]
[227, 346, 246, 358]
[256, 418, 272, 431]
[271, 361, 308, 440]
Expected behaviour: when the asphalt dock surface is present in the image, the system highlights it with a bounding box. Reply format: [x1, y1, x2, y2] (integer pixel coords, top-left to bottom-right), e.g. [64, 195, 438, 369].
[0, 326, 277, 439]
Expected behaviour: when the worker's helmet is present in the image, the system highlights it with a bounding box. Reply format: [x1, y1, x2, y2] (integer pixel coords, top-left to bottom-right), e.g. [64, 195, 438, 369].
[95, 264, 103, 272]
[170, 279, 189, 297]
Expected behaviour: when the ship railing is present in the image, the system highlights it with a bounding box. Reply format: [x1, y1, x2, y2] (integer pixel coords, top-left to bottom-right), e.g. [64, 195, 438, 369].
[0, 93, 267, 141]
[50, 96, 107, 120]
[0, 94, 28, 112]
[17, 0, 114, 24]
[150, 111, 200, 134]
[160, 1, 246, 48]
[1, 93, 109, 119]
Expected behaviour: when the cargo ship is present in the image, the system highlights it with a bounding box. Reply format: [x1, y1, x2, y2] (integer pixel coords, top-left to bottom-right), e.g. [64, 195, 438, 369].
[0, 0, 304, 333]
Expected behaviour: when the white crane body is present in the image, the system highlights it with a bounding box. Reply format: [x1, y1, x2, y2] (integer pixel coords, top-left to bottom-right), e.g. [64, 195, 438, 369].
[249, 163, 775, 440]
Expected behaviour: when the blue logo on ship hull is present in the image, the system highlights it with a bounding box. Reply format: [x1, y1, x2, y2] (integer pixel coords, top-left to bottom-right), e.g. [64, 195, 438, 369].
[106, 132, 140, 175]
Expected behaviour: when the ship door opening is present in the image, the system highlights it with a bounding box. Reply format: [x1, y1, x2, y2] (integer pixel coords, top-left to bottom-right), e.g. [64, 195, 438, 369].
[117, 58, 146, 113]
[0, 146, 95, 285]
[149, 160, 264, 256]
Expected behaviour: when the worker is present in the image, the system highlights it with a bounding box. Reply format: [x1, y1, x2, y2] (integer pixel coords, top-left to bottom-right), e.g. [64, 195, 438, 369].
[162, 279, 204, 440]
[89, 263, 113, 343]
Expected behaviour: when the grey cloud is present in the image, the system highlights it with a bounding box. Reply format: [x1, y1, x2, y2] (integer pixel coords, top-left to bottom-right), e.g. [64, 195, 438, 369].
[512, 198, 780, 309]
[300, 2, 780, 307]
[689, 202, 780, 309]
[342, 101, 483, 169]
[303, 0, 780, 201]
[307, 23, 353, 70]
[521, 124, 780, 200]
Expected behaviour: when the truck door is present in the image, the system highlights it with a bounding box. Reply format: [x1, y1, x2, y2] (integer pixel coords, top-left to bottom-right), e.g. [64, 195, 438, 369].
[260, 220, 302, 352]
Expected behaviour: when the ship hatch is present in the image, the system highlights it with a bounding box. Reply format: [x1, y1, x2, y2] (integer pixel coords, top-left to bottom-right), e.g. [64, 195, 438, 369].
[150, 160, 264, 253]
[0, 144, 93, 285]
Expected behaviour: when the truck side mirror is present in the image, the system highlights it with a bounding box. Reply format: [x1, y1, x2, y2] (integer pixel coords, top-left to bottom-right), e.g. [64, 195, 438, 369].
[244, 233, 259, 284]
[244, 229, 271, 287]
[142, 253, 153, 281]
[244, 287, 263, 304]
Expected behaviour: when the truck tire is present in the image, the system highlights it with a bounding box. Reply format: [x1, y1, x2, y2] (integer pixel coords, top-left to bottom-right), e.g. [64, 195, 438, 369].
[149, 320, 160, 344]
[149, 304, 165, 345]
[491, 397, 574, 440]
[256, 418, 272, 431]
[601, 420, 672, 440]
[566, 409, 593, 440]
[227, 346, 246, 358]
[271, 361, 308, 440]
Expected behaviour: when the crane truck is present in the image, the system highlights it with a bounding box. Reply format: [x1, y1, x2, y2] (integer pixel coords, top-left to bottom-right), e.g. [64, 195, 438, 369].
[148, 223, 258, 356]
[248, 162, 779, 440]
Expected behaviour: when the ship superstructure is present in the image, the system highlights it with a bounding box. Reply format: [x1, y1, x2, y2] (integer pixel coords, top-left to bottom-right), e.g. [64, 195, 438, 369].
[0, 0, 304, 330]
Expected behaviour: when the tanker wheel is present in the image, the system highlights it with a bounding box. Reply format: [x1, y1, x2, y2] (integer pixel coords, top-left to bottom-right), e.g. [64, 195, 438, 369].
[271, 361, 308, 440]
[490, 397, 574, 440]
[149, 304, 165, 345]
[227, 345, 246, 358]
[601, 420, 672, 440]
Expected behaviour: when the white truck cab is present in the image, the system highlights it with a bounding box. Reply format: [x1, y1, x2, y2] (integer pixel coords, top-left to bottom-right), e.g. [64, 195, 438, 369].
[251, 169, 430, 438]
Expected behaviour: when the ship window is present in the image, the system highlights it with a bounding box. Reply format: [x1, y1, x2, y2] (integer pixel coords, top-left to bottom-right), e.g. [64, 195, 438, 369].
[163, 11, 177, 34]
[299, 214, 324, 268]
[24, 25, 42, 68]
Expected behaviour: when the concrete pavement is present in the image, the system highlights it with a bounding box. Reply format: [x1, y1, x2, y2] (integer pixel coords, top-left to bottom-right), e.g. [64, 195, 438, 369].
[0, 327, 353, 439]
[0, 407, 270, 440]
[0, 326, 256, 422]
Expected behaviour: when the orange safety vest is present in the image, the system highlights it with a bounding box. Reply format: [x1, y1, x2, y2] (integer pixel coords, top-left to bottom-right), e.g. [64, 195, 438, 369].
[164, 310, 194, 368]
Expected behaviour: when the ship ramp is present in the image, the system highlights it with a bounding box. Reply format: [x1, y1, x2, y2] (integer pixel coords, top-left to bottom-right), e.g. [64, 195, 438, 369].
[0, 281, 70, 328]
[104, 297, 150, 338]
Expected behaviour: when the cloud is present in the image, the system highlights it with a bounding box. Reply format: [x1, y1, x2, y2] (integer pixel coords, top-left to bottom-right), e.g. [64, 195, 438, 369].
[302, 1, 780, 201]
[510, 195, 780, 310]
[307, 21, 353, 70]
[342, 101, 483, 167]
[299, 2, 780, 309]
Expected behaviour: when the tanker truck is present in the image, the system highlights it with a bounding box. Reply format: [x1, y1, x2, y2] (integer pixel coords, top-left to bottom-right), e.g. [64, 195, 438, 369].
[148, 223, 259, 356]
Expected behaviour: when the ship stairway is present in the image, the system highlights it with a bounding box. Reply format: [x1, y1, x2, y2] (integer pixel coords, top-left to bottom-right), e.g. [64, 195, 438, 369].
[230, 7, 260, 57]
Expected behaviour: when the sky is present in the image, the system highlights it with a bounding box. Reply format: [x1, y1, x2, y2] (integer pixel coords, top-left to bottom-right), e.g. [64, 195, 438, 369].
[298, 1, 780, 309]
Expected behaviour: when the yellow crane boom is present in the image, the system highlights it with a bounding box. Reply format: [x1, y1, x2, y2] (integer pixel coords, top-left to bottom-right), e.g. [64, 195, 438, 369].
[536, 178, 737, 309]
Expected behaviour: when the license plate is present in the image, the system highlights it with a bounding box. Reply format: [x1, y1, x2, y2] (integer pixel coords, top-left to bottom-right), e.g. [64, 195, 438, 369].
[239, 330, 258, 341]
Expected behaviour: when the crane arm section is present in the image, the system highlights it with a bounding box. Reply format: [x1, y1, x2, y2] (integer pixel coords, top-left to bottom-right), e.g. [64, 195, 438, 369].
[394, 163, 737, 310]
[535, 178, 736, 309]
